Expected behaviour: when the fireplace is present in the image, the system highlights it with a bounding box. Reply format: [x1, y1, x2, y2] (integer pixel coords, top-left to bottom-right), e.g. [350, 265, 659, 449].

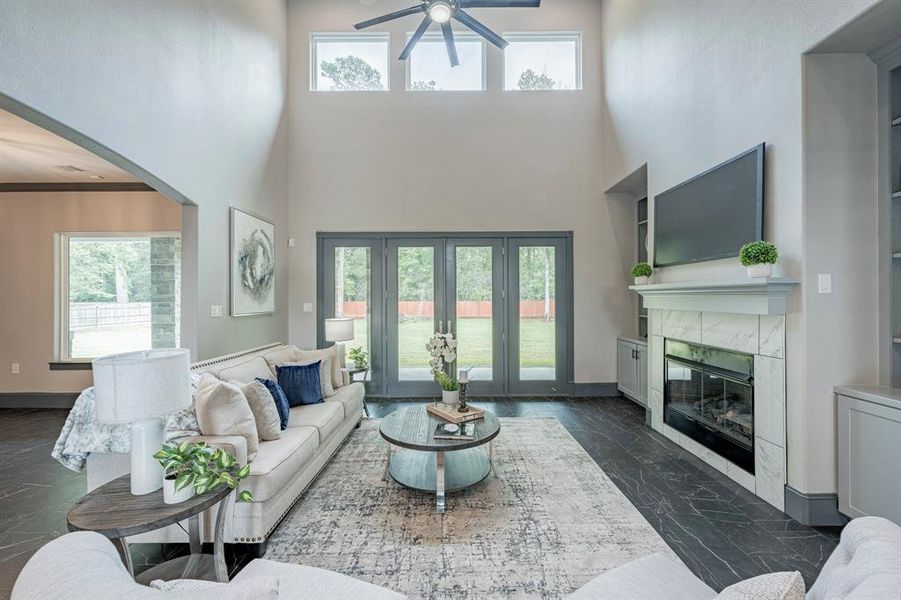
[664, 339, 754, 473]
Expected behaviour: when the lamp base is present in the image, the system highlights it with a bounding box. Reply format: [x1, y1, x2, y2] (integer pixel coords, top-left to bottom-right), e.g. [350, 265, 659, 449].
[130, 418, 164, 495]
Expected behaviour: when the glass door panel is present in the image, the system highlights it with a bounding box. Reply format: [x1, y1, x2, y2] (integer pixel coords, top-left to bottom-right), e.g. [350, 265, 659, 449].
[333, 245, 371, 365]
[508, 238, 570, 395]
[387, 239, 445, 395]
[447, 239, 504, 395]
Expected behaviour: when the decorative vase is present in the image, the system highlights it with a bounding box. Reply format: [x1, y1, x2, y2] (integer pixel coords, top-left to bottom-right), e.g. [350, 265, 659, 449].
[163, 476, 195, 504]
[634, 276, 649, 285]
[442, 389, 460, 407]
[746, 263, 773, 278]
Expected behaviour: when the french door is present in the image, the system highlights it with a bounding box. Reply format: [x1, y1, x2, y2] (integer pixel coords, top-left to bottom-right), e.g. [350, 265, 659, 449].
[319, 233, 571, 397]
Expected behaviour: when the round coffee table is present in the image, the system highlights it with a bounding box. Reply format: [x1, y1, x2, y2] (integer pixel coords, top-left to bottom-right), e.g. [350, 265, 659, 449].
[379, 405, 501, 513]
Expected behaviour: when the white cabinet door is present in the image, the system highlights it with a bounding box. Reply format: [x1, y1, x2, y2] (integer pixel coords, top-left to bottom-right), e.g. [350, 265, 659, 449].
[617, 340, 637, 399]
[636, 344, 648, 404]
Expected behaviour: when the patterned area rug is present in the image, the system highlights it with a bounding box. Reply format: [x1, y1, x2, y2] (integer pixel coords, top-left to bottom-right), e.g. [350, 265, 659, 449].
[266, 418, 675, 599]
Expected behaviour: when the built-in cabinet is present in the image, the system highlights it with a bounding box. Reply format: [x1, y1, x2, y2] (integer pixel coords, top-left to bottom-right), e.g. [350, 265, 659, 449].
[637, 197, 649, 338]
[617, 337, 647, 407]
[890, 64, 901, 384]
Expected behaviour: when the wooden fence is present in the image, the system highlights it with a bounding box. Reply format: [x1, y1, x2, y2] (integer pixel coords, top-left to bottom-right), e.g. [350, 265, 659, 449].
[70, 302, 151, 329]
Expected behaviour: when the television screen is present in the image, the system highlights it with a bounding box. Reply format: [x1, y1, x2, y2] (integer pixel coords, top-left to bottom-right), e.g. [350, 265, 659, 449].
[654, 144, 764, 267]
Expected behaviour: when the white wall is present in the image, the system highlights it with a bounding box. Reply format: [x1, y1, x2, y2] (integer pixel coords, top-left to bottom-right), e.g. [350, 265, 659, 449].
[600, 0, 876, 495]
[286, 0, 632, 383]
[0, 0, 289, 362]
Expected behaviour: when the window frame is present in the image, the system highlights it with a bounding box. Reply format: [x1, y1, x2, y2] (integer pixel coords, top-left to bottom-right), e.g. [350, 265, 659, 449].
[501, 31, 583, 92]
[55, 231, 181, 362]
[404, 31, 487, 92]
[310, 32, 392, 92]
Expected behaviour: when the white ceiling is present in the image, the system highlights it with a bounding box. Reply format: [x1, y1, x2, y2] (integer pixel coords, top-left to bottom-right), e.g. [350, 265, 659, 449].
[0, 108, 139, 183]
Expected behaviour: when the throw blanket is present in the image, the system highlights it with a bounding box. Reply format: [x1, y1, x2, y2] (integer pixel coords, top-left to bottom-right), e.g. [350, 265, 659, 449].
[52, 373, 203, 472]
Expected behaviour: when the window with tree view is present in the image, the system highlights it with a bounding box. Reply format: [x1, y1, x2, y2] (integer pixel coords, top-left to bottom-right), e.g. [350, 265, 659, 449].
[59, 234, 180, 360]
[504, 33, 581, 91]
[408, 33, 484, 91]
[312, 33, 390, 91]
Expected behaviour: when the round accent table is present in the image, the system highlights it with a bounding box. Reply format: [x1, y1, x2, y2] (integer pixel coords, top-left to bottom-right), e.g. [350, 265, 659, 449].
[379, 405, 501, 513]
[67, 474, 233, 583]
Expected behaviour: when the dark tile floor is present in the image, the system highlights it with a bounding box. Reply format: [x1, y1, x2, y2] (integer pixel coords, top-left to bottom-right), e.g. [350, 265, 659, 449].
[0, 398, 841, 597]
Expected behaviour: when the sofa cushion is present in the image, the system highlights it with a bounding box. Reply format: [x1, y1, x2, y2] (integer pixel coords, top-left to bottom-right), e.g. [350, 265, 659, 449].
[567, 553, 716, 600]
[215, 356, 273, 384]
[277, 362, 324, 407]
[245, 426, 319, 502]
[262, 345, 301, 375]
[716, 572, 804, 599]
[294, 357, 335, 398]
[326, 381, 365, 420]
[239, 380, 281, 441]
[194, 374, 258, 461]
[297, 347, 343, 391]
[234, 559, 407, 600]
[289, 401, 344, 442]
[807, 516, 901, 600]
[256, 377, 290, 430]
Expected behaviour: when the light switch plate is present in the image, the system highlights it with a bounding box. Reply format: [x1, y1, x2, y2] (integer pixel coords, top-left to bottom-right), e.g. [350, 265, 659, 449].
[211, 305, 224, 318]
[11, 363, 20, 375]
[818, 274, 832, 294]
[303, 302, 313, 313]
[288, 237, 296, 248]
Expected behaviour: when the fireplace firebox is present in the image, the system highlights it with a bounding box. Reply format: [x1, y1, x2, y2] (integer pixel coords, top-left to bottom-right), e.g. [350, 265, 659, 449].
[663, 339, 754, 473]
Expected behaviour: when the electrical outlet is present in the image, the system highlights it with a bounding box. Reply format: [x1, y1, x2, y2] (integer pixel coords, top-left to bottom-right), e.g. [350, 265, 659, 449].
[11, 363, 20, 375]
[288, 237, 296, 248]
[211, 305, 223, 318]
[303, 302, 313, 313]
[818, 274, 832, 294]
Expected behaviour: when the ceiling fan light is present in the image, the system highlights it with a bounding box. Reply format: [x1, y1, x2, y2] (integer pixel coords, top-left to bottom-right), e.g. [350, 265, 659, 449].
[428, 2, 453, 23]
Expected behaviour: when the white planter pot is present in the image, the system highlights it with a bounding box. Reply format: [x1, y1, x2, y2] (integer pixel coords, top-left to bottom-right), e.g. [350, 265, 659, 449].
[634, 276, 649, 285]
[442, 389, 460, 407]
[163, 476, 195, 505]
[746, 263, 773, 278]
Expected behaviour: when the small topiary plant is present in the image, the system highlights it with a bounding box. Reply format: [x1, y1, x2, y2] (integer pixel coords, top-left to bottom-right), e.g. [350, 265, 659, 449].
[739, 241, 778, 266]
[631, 262, 653, 278]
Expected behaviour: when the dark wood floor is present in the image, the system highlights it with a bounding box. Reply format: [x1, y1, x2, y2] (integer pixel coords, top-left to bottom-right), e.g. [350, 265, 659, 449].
[0, 398, 841, 597]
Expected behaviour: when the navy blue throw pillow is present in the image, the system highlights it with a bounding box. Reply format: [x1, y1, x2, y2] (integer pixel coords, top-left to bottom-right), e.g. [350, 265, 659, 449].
[277, 362, 323, 407]
[256, 377, 290, 429]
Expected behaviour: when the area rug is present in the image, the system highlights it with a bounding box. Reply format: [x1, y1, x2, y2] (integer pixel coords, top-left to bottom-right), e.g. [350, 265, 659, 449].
[266, 418, 676, 599]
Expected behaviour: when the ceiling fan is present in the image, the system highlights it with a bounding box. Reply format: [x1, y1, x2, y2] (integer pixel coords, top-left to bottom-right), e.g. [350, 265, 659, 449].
[354, 1, 541, 67]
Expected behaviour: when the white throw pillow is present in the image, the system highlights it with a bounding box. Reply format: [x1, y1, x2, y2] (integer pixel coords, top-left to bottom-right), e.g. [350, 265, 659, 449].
[194, 374, 259, 461]
[297, 346, 343, 390]
[284, 356, 335, 398]
[156, 577, 278, 599]
[263, 345, 302, 376]
[716, 571, 805, 600]
[238, 380, 281, 441]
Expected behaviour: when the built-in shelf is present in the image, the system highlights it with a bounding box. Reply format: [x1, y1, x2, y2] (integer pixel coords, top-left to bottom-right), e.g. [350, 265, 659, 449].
[637, 219, 648, 226]
[630, 277, 800, 315]
[894, 191, 901, 199]
[894, 253, 901, 259]
[638, 314, 648, 319]
[893, 116, 901, 126]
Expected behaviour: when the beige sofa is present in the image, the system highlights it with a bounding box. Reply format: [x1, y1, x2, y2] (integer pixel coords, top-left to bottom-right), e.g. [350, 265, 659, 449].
[85, 343, 365, 552]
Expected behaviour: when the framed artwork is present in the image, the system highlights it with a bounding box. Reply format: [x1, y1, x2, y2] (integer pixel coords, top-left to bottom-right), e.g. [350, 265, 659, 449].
[230, 207, 275, 316]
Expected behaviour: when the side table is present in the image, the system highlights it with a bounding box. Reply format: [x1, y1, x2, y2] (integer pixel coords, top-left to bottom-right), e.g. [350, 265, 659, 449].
[67, 474, 232, 583]
[348, 367, 371, 416]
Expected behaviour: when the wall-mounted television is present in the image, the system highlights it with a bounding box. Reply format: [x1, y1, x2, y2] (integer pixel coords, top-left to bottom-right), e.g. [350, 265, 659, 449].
[654, 144, 765, 267]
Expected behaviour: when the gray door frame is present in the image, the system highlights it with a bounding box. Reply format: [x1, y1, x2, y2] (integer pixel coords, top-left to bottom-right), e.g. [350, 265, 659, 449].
[317, 231, 573, 398]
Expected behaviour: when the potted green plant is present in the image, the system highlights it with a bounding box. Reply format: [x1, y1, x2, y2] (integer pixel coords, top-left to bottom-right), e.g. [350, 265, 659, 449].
[427, 331, 460, 406]
[348, 346, 368, 371]
[631, 262, 653, 285]
[154, 441, 254, 505]
[739, 241, 778, 278]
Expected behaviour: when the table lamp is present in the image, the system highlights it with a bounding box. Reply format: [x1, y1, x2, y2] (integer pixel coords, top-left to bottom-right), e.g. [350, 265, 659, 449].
[325, 317, 355, 344]
[92, 348, 192, 495]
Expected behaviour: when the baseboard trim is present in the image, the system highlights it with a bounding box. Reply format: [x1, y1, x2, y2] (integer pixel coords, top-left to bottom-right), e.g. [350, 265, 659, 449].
[572, 383, 620, 398]
[0, 392, 79, 409]
[784, 485, 848, 526]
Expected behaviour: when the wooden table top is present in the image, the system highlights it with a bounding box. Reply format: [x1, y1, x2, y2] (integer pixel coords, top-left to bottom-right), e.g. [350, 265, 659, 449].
[379, 404, 500, 452]
[67, 475, 230, 538]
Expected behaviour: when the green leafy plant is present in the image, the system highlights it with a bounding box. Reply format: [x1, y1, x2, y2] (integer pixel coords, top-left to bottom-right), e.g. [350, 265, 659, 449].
[153, 441, 253, 502]
[348, 346, 368, 370]
[739, 241, 778, 266]
[434, 370, 460, 392]
[631, 262, 653, 278]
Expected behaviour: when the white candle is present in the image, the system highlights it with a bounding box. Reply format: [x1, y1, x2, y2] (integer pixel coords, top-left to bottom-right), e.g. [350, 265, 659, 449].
[458, 369, 468, 384]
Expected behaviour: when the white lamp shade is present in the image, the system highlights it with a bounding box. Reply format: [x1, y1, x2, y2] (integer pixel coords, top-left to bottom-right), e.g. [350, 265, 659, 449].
[325, 317, 355, 342]
[92, 349, 192, 424]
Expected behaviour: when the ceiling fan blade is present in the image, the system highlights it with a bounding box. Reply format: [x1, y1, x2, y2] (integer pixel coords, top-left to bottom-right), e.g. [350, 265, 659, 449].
[453, 10, 508, 50]
[399, 16, 432, 60]
[441, 21, 459, 67]
[354, 4, 425, 30]
[461, 1, 541, 6]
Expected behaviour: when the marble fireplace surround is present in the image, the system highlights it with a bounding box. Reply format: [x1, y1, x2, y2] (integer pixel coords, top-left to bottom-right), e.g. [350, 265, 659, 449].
[646, 309, 788, 510]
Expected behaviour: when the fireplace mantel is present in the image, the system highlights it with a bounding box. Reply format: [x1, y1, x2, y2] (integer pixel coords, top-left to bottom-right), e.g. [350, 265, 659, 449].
[629, 277, 799, 315]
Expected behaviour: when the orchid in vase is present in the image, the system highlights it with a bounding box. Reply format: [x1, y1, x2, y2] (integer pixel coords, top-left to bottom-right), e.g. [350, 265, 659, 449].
[427, 331, 460, 405]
